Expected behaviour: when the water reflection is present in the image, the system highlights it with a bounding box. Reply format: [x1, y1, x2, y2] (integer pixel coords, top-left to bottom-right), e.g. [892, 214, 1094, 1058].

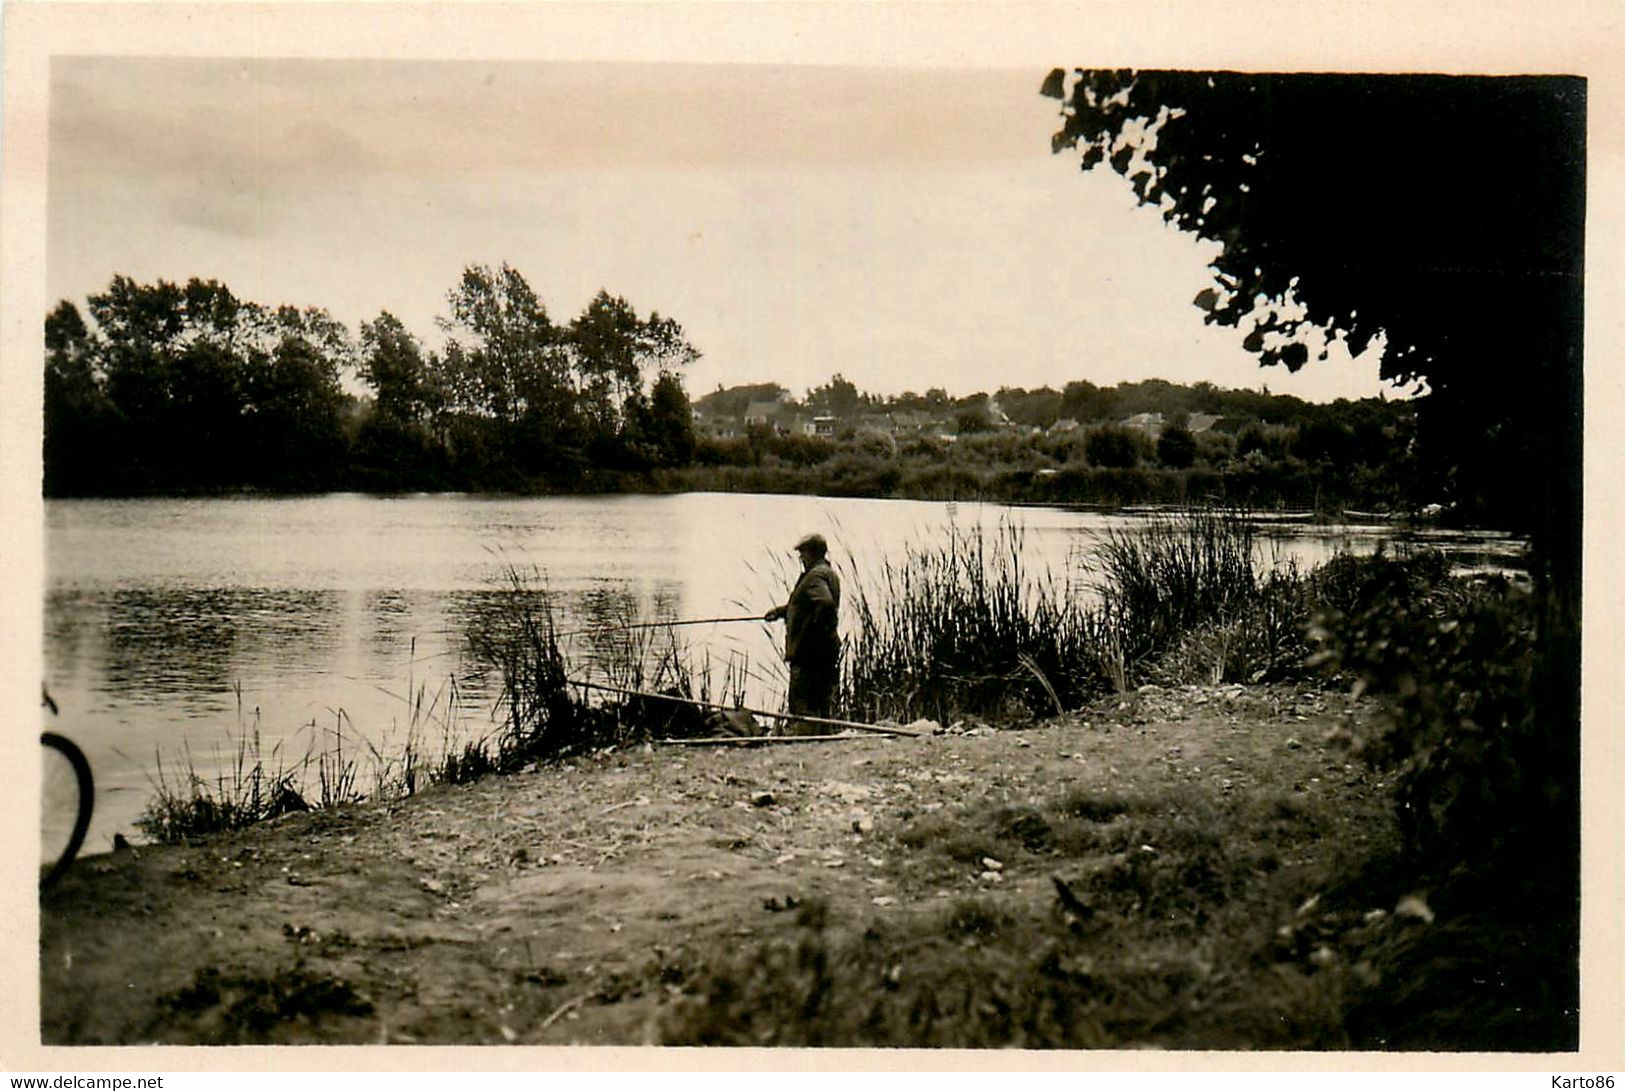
[55, 587, 345, 711]
[450, 579, 705, 691]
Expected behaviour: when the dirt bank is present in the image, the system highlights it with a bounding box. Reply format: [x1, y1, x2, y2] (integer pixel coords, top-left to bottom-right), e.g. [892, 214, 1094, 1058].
[41, 682, 1402, 1047]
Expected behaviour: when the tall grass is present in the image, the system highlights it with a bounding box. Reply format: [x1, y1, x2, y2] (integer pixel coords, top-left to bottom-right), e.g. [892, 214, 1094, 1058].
[840, 509, 1271, 722]
[136, 706, 311, 843]
[137, 669, 475, 843]
[463, 563, 757, 771]
[841, 521, 1106, 723]
[137, 560, 764, 842]
[1089, 508, 1260, 676]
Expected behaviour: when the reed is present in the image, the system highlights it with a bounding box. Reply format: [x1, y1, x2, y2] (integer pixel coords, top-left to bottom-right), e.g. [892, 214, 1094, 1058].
[137, 655, 481, 842]
[1089, 508, 1261, 678]
[136, 705, 313, 842]
[837, 509, 1292, 720]
[840, 521, 1105, 723]
[461, 562, 588, 772]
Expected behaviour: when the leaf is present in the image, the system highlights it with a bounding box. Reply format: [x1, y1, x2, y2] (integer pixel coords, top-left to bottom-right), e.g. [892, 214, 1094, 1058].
[1193, 288, 1221, 312]
[1040, 68, 1067, 100]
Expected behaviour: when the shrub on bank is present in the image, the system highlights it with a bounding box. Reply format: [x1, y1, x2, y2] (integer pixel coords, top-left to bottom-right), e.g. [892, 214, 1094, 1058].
[1305, 550, 1576, 1049]
[1307, 556, 1558, 872]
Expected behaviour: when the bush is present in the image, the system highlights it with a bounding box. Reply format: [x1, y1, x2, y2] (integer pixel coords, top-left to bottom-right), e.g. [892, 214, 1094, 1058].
[1085, 426, 1140, 468]
[768, 433, 836, 467]
[1308, 566, 1557, 871]
[1157, 425, 1197, 469]
[1305, 552, 1577, 1050]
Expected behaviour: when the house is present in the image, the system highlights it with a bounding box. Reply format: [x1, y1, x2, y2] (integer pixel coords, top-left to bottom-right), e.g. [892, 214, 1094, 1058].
[778, 413, 817, 437]
[743, 400, 783, 426]
[1188, 413, 1223, 434]
[812, 415, 837, 437]
[888, 410, 935, 434]
[1121, 412, 1165, 436]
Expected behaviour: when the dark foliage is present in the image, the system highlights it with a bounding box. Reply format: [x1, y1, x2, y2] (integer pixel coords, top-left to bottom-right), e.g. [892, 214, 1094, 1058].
[1156, 424, 1197, 469]
[1306, 554, 1578, 1047]
[1045, 68, 1582, 600]
[1049, 72, 1580, 1043]
[43, 268, 702, 496]
[1083, 426, 1140, 469]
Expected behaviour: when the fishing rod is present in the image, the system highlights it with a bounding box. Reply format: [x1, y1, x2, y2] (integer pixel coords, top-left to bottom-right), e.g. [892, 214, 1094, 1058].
[566, 678, 924, 738]
[555, 615, 767, 640]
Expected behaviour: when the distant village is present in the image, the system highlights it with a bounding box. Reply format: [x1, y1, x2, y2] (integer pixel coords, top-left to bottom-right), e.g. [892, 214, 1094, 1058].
[692, 376, 1268, 444]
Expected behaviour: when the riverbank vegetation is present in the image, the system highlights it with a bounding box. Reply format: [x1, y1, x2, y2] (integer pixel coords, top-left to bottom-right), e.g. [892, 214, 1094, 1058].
[47, 269, 1442, 518]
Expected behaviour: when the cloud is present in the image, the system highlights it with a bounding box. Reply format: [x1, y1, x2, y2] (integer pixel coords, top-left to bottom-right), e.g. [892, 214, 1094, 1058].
[52, 57, 1048, 182]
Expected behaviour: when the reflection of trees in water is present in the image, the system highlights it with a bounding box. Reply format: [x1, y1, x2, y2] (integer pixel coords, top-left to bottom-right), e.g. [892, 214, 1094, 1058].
[451, 579, 693, 685]
[44, 589, 93, 680]
[96, 588, 341, 705]
[362, 588, 452, 657]
[365, 589, 412, 651]
[567, 583, 682, 678]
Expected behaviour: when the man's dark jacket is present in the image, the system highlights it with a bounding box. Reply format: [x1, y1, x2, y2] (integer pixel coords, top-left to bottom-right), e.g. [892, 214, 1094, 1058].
[784, 559, 841, 664]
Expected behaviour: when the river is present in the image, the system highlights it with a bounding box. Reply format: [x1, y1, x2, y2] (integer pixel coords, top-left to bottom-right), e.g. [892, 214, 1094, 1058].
[43, 491, 1525, 852]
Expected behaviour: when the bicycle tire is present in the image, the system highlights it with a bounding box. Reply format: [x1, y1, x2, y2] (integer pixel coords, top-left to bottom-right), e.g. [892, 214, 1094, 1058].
[40, 731, 93, 890]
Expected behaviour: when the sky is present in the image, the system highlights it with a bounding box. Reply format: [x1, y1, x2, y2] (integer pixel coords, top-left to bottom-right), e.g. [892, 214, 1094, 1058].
[46, 56, 1402, 404]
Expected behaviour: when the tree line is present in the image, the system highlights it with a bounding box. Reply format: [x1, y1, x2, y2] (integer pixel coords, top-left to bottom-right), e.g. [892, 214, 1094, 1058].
[43, 264, 700, 496]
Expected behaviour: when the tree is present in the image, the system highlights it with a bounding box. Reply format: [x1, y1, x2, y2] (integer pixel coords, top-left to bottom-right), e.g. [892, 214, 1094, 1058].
[954, 408, 992, 435]
[1044, 70, 1583, 595]
[439, 264, 568, 425]
[1293, 419, 1354, 465]
[1085, 426, 1139, 469]
[569, 291, 645, 444]
[1045, 70, 1582, 1026]
[241, 334, 349, 489]
[996, 386, 1063, 428]
[807, 374, 866, 417]
[568, 290, 702, 455]
[359, 311, 436, 424]
[90, 276, 185, 438]
[1059, 379, 1115, 423]
[43, 301, 114, 494]
[1156, 424, 1197, 469]
[645, 370, 697, 467]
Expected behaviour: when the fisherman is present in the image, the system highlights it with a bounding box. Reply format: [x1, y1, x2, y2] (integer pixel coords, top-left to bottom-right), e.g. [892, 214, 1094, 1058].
[763, 533, 841, 730]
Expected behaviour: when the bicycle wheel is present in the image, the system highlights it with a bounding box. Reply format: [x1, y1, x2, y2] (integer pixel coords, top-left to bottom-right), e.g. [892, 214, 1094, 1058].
[41, 731, 93, 890]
